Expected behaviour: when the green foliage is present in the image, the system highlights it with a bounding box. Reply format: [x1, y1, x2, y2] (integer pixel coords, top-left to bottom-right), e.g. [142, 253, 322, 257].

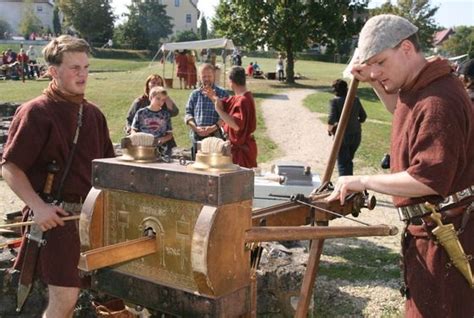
[19, 0, 43, 39]
[59, 0, 114, 44]
[174, 30, 199, 42]
[0, 19, 11, 39]
[199, 16, 208, 40]
[116, 1, 173, 50]
[213, 0, 367, 84]
[441, 26, 474, 58]
[370, 0, 439, 50]
[53, 5, 61, 35]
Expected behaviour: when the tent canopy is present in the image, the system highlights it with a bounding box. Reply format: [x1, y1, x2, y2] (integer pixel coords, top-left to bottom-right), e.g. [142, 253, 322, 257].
[159, 38, 235, 52]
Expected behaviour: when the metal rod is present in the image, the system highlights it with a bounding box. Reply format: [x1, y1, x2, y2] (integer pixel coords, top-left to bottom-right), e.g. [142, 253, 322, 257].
[0, 215, 80, 229]
[245, 225, 398, 242]
[296, 200, 370, 226]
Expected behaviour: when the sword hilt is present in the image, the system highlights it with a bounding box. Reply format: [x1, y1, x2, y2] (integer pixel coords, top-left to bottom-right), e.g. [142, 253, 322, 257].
[41, 161, 60, 203]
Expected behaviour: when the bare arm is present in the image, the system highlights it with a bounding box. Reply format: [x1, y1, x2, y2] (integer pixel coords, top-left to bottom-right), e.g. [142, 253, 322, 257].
[214, 99, 240, 131]
[164, 97, 179, 117]
[326, 171, 438, 204]
[2, 162, 68, 230]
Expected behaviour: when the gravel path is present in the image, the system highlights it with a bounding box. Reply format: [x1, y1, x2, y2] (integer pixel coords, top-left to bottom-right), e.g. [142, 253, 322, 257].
[260, 89, 405, 316]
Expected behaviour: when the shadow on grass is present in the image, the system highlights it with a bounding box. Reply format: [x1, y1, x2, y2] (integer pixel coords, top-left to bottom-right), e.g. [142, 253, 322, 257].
[268, 82, 331, 91]
[357, 87, 380, 102]
[300, 236, 400, 281]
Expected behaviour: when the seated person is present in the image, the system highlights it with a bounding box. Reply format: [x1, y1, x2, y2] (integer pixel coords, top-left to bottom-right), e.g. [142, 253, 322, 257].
[131, 86, 178, 156]
[246, 62, 254, 77]
[126, 74, 178, 133]
[252, 61, 263, 77]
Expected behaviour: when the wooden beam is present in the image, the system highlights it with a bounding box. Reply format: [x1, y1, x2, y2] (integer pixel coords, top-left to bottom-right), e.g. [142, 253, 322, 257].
[78, 236, 157, 272]
[244, 225, 398, 243]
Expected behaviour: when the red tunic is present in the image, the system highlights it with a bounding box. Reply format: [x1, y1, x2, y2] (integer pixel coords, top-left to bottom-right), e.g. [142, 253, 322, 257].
[175, 53, 188, 79]
[222, 92, 257, 168]
[391, 58, 474, 317]
[2, 94, 115, 287]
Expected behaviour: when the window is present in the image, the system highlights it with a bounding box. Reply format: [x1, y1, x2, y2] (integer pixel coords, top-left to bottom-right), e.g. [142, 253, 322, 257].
[36, 5, 43, 12]
[186, 14, 192, 24]
[175, 0, 180, 7]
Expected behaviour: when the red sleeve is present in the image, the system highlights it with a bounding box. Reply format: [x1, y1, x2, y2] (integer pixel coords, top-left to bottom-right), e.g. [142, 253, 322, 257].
[406, 98, 466, 197]
[2, 103, 50, 171]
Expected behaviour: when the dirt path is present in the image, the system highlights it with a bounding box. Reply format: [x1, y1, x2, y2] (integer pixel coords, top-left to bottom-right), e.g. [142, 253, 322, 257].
[259, 89, 332, 174]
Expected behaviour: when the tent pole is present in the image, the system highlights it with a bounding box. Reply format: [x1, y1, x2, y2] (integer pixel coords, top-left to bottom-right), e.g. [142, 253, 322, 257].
[162, 51, 166, 79]
[171, 51, 175, 84]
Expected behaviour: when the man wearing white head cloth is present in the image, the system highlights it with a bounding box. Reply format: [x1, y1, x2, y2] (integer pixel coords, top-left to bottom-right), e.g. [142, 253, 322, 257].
[326, 14, 474, 316]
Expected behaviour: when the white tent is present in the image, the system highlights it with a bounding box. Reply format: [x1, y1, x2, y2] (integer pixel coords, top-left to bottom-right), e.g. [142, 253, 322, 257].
[155, 38, 236, 88]
[159, 38, 235, 52]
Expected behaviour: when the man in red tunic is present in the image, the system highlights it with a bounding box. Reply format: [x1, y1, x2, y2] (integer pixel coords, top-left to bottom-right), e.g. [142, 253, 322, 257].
[2, 35, 115, 317]
[327, 15, 474, 317]
[203, 66, 257, 168]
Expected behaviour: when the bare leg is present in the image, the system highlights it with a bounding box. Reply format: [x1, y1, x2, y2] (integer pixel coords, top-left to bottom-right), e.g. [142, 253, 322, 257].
[43, 285, 79, 318]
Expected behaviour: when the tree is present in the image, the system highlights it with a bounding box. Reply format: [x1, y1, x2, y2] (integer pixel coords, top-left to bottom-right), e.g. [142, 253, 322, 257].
[59, 0, 114, 44]
[53, 4, 61, 35]
[370, 0, 439, 49]
[19, 0, 43, 39]
[441, 26, 474, 58]
[0, 19, 11, 39]
[117, 1, 173, 50]
[213, 1, 367, 83]
[200, 16, 208, 40]
[175, 30, 199, 42]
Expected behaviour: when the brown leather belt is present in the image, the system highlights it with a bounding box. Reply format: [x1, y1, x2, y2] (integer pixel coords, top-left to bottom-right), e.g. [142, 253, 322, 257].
[397, 185, 474, 221]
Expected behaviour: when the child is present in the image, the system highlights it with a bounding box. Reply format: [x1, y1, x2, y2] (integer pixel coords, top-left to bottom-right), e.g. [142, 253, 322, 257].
[131, 86, 178, 155]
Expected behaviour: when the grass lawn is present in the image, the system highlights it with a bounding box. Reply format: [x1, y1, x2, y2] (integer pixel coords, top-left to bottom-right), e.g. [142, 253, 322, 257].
[1, 55, 391, 168]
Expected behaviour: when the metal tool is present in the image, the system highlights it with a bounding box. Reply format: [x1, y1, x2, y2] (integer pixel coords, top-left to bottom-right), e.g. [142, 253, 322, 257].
[17, 161, 59, 312]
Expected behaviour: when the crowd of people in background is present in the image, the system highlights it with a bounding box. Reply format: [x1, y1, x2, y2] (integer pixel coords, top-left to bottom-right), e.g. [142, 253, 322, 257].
[1, 46, 44, 79]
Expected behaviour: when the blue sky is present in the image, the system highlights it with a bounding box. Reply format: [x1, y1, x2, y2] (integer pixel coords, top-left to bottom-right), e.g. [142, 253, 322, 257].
[112, 0, 473, 28]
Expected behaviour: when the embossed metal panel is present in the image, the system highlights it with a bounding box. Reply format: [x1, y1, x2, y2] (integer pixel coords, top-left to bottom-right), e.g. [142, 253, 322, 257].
[104, 190, 202, 292]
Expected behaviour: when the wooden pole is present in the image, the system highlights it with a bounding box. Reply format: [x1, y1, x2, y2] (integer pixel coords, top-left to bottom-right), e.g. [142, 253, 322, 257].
[322, 79, 360, 183]
[78, 236, 157, 272]
[0, 215, 80, 229]
[245, 225, 397, 242]
[296, 78, 360, 317]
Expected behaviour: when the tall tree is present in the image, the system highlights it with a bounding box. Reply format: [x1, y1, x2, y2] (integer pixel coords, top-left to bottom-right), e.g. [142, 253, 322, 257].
[52, 4, 61, 36]
[371, 0, 439, 49]
[118, 1, 173, 50]
[199, 15, 208, 40]
[59, 0, 114, 44]
[441, 26, 474, 58]
[175, 30, 199, 42]
[213, 1, 367, 83]
[0, 19, 12, 39]
[19, 0, 43, 39]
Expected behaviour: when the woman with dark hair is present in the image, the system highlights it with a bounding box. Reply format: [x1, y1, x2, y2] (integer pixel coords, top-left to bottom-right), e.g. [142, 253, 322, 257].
[328, 78, 367, 175]
[126, 74, 178, 134]
[203, 66, 257, 168]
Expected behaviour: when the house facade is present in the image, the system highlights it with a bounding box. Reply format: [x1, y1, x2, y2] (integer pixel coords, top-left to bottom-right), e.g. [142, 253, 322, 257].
[163, 0, 199, 35]
[132, 0, 199, 35]
[0, 0, 55, 36]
